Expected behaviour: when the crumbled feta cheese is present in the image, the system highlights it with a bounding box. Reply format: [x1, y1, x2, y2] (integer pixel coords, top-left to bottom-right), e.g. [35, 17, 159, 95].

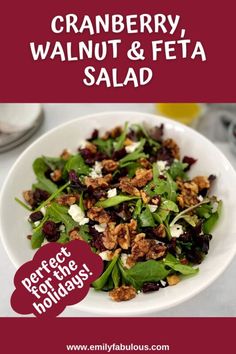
[160, 280, 167, 287]
[107, 188, 117, 198]
[170, 224, 184, 238]
[34, 221, 40, 227]
[125, 141, 140, 153]
[148, 204, 158, 213]
[120, 253, 132, 269]
[198, 195, 204, 202]
[59, 224, 66, 232]
[99, 250, 112, 261]
[94, 223, 107, 233]
[89, 161, 103, 178]
[68, 204, 89, 225]
[156, 160, 169, 174]
[40, 207, 46, 215]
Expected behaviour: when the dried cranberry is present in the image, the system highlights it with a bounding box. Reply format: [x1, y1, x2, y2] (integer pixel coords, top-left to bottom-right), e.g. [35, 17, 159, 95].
[68, 170, 84, 190]
[33, 189, 50, 207]
[112, 148, 127, 160]
[29, 211, 44, 222]
[88, 129, 99, 141]
[182, 156, 197, 171]
[156, 147, 173, 163]
[142, 282, 160, 293]
[42, 221, 60, 242]
[115, 202, 132, 221]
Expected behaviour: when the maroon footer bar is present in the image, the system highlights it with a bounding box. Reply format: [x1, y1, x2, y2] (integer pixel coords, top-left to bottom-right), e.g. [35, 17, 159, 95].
[0, 317, 234, 353]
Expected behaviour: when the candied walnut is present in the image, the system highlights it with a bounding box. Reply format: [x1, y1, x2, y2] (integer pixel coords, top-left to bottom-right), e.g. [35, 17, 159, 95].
[109, 285, 136, 302]
[128, 219, 137, 233]
[23, 190, 34, 207]
[114, 224, 130, 249]
[177, 179, 199, 208]
[131, 238, 150, 260]
[85, 142, 97, 154]
[83, 198, 96, 209]
[132, 168, 153, 188]
[101, 159, 119, 172]
[140, 190, 150, 204]
[146, 242, 167, 260]
[69, 229, 84, 241]
[87, 207, 111, 224]
[151, 195, 161, 206]
[139, 158, 152, 169]
[192, 176, 210, 191]
[153, 224, 166, 238]
[56, 194, 78, 206]
[167, 275, 180, 286]
[102, 222, 117, 250]
[50, 169, 62, 182]
[119, 178, 140, 197]
[131, 237, 167, 261]
[60, 149, 71, 160]
[110, 126, 122, 138]
[131, 232, 145, 246]
[163, 138, 180, 160]
[84, 174, 112, 189]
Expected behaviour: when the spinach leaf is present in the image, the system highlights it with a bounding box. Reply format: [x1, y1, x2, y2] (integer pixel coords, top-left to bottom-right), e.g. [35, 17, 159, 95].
[57, 233, 70, 244]
[92, 138, 113, 156]
[133, 199, 142, 219]
[31, 228, 45, 249]
[165, 172, 177, 202]
[93, 256, 118, 290]
[113, 122, 128, 151]
[164, 253, 198, 275]
[119, 139, 147, 165]
[169, 161, 188, 180]
[112, 263, 121, 288]
[132, 124, 160, 147]
[32, 158, 58, 194]
[160, 200, 179, 213]
[203, 201, 222, 233]
[96, 195, 139, 208]
[120, 161, 140, 178]
[139, 206, 156, 227]
[42, 156, 66, 171]
[120, 260, 170, 290]
[154, 200, 179, 222]
[64, 154, 90, 176]
[78, 225, 91, 242]
[102, 276, 114, 291]
[197, 204, 212, 219]
[46, 202, 78, 233]
[170, 198, 210, 227]
[181, 214, 199, 227]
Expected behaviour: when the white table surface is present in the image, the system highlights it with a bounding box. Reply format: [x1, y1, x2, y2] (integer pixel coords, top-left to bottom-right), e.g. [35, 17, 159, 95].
[0, 103, 235, 317]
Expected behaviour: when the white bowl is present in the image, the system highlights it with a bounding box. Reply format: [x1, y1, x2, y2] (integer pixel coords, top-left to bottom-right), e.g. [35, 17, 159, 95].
[1, 111, 236, 316]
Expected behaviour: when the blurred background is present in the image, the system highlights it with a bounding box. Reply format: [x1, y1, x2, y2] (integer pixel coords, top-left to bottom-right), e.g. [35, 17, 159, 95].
[1, 103, 236, 317]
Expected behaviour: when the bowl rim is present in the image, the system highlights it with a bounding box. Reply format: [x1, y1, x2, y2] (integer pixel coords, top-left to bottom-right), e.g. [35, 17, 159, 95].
[1, 110, 236, 316]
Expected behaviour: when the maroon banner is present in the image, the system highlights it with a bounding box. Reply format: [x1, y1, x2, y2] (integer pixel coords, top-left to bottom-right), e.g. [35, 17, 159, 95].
[0, 318, 235, 353]
[0, 0, 236, 102]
